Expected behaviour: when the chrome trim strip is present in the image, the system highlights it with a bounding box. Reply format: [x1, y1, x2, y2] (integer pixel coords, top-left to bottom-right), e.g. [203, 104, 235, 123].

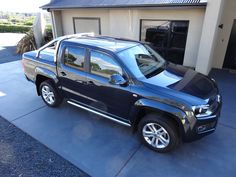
[197, 115, 217, 120]
[67, 101, 131, 127]
[197, 128, 215, 134]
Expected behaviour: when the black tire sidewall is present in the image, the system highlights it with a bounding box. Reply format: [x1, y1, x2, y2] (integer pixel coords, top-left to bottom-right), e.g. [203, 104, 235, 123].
[138, 114, 179, 153]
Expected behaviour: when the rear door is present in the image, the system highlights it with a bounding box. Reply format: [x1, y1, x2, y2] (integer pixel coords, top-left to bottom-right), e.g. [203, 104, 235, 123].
[57, 44, 91, 105]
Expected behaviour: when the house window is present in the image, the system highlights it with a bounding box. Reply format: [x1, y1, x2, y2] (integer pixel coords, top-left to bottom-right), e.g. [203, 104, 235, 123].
[73, 17, 101, 35]
[140, 20, 189, 65]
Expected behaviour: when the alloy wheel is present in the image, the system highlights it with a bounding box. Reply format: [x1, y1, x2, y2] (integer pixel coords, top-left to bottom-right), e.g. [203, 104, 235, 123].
[41, 85, 55, 105]
[142, 123, 170, 149]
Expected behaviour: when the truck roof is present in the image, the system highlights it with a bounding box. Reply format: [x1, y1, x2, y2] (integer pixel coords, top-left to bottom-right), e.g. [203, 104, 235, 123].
[64, 36, 140, 53]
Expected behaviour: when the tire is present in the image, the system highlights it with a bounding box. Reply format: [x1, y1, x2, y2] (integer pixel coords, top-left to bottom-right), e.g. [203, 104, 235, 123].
[138, 114, 180, 153]
[39, 80, 63, 107]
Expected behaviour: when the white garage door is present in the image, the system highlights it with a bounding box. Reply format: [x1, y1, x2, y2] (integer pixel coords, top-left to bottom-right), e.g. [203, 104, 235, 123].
[73, 17, 101, 35]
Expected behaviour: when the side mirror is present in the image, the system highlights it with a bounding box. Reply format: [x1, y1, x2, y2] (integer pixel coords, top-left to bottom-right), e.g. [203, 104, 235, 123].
[109, 74, 128, 86]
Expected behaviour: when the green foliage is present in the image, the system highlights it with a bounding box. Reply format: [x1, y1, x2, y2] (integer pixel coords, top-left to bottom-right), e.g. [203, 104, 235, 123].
[23, 16, 35, 26]
[10, 18, 20, 24]
[45, 25, 52, 32]
[23, 21, 33, 26]
[0, 12, 35, 27]
[91, 63, 101, 71]
[0, 19, 10, 25]
[0, 24, 31, 33]
[16, 29, 36, 54]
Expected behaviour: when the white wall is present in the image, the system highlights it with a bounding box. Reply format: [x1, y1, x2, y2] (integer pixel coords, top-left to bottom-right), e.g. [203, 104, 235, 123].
[195, 0, 225, 74]
[33, 12, 46, 48]
[59, 7, 205, 67]
[213, 0, 236, 68]
[52, 10, 63, 38]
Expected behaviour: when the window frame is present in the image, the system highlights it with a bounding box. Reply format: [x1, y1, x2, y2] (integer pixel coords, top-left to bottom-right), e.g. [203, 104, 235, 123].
[63, 45, 87, 71]
[88, 49, 124, 79]
[139, 19, 189, 41]
[73, 17, 101, 35]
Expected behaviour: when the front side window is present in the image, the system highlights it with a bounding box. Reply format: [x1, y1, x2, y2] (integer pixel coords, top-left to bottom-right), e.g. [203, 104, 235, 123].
[90, 51, 122, 78]
[118, 44, 165, 79]
[64, 46, 85, 70]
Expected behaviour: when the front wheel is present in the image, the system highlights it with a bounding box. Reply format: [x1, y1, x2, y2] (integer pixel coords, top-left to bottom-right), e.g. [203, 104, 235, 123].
[138, 114, 180, 153]
[39, 80, 63, 107]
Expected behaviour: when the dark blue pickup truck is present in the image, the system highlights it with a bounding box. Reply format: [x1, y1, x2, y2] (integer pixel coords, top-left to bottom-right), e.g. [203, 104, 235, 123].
[22, 34, 222, 152]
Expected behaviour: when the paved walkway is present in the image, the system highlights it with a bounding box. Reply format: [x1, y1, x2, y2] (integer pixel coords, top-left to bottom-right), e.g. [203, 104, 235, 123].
[0, 33, 25, 64]
[0, 61, 235, 177]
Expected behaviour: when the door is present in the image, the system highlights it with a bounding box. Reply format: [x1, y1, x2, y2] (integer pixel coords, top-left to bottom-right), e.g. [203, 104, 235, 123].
[223, 20, 236, 69]
[58, 45, 91, 105]
[85, 50, 134, 120]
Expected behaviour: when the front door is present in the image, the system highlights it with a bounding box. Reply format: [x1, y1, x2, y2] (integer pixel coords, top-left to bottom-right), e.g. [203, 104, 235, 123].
[85, 50, 134, 120]
[223, 20, 236, 69]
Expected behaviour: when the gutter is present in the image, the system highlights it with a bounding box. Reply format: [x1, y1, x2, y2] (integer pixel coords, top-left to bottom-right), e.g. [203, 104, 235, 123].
[41, 3, 207, 10]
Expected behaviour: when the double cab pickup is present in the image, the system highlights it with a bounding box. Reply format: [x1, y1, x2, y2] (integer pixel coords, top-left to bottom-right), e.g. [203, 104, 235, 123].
[22, 34, 222, 152]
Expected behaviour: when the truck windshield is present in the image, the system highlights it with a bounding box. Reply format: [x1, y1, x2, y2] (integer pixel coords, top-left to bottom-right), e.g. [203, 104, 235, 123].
[118, 44, 166, 79]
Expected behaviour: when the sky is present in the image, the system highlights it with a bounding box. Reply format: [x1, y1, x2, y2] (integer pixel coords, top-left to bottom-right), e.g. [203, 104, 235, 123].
[0, 0, 50, 13]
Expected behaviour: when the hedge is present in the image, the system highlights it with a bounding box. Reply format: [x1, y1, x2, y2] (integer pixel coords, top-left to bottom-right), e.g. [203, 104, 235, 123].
[0, 24, 31, 33]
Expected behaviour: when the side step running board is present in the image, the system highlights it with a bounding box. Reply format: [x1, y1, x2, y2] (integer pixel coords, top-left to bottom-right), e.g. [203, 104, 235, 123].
[67, 101, 131, 127]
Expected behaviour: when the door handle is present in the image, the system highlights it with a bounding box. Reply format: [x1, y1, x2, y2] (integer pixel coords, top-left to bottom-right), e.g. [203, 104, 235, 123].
[87, 81, 94, 85]
[61, 72, 67, 76]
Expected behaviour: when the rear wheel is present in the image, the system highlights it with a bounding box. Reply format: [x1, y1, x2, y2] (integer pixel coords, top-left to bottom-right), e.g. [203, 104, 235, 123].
[39, 80, 63, 107]
[138, 114, 180, 153]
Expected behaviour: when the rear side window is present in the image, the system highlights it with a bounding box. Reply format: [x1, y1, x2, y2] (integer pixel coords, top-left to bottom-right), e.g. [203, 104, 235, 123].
[90, 51, 122, 78]
[64, 46, 86, 70]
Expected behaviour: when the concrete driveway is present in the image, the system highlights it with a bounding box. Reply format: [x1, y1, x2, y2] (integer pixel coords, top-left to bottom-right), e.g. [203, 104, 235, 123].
[0, 61, 236, 177]
[0, 33, 25, 64]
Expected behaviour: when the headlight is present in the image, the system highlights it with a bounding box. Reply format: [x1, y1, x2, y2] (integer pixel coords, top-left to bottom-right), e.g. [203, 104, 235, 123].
[192, 105, 212, 118]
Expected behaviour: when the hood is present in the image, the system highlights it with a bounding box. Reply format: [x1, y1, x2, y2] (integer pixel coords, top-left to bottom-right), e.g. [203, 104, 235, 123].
[140, 63, 218, 105]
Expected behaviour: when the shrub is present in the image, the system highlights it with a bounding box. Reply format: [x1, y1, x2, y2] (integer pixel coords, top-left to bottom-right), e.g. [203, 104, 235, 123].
[16, 29, 36, 54]
[23, 21, 33, 26]
[0, 24, 31, 33]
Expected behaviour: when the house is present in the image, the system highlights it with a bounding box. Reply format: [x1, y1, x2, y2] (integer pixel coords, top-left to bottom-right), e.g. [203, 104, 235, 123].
[41, 0, 236, 75]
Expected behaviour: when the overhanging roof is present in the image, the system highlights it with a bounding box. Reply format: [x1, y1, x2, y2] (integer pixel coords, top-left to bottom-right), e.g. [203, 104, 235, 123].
[41, 0, 207, 10]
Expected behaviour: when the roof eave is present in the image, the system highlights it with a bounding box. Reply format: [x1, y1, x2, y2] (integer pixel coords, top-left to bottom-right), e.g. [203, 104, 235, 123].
[41, 3, 207, 10]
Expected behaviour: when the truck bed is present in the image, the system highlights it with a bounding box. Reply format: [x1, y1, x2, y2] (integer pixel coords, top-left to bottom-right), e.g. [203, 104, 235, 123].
[22, 48, 57, 82]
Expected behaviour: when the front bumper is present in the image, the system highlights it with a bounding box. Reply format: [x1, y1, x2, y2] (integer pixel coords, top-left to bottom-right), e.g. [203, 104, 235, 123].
[182, 99, 222, 142]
